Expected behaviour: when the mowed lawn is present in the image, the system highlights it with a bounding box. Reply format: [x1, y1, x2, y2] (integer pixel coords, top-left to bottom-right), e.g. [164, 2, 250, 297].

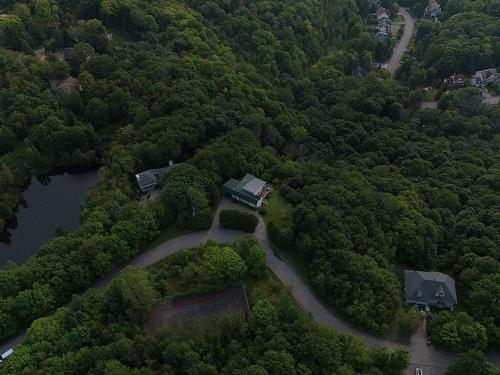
[263, 190, 293, 227]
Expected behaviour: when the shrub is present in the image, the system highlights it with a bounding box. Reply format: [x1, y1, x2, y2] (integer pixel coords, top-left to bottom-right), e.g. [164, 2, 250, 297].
[267, 221, 293, 249]
[219, 209, 258, 232]
[427, 311, 488, 352]
[234, 236, 267, 278]
[196, 245, 247, 287]
[446, 350, 500, 375]
[396, 306, 423, 342]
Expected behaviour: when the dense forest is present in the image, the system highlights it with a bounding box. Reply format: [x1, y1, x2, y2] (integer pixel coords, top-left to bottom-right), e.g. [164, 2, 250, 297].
[398, 0, 500, 86]
[0, 0, 499, 371]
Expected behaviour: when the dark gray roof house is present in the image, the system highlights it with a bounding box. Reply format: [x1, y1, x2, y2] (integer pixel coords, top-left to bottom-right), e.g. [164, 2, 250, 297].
[376, 7, 390, 21]
[135, 161, 174, 193]
[404, 270, 457, 309]
[471, 68, 499, 88]
[57, 76, 81, 92]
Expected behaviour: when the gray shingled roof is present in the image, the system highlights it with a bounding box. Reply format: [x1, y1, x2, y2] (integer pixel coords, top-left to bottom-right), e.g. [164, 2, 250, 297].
[242, 177, 265, 195]
[135, 165, 174, 192]
[405, 270, 457, 307]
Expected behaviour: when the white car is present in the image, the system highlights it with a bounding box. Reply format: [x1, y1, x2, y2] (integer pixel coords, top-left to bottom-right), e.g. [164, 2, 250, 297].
[415, 368, 424, 375]
[0, 348, 13, 363]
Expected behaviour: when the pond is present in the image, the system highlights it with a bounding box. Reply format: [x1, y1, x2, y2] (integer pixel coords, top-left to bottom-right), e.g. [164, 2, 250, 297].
[0, 170, 99, 267]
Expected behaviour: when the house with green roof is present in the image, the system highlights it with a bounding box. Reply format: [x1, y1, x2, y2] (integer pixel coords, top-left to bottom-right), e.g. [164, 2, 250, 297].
[223, 174, 272, 209]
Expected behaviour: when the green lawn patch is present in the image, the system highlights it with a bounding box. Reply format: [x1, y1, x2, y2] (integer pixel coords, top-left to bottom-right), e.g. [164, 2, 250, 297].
[423, 88, 438, 101]
[261, 190, 293, 227]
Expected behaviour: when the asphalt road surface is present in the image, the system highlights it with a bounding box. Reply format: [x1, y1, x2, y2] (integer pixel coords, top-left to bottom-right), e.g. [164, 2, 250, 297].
[387, 8, 415, 74]
[1, 198, 499, 372]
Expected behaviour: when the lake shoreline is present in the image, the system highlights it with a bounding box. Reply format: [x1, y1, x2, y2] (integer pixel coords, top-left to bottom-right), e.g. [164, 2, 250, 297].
[0, 168, 99, 267]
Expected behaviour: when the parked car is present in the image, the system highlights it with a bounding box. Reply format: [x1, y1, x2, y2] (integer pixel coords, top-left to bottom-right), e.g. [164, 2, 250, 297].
[415, 368, 424, 375]
[0, 348, 13, 363]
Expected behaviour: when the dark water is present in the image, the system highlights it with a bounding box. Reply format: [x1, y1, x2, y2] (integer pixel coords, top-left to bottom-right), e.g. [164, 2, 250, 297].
[0, 170, 98, 267]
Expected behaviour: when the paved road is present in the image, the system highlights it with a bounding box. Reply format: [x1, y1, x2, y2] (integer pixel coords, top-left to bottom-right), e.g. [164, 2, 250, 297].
[387, 8, 415, 74]
[2, 198, 499, 372]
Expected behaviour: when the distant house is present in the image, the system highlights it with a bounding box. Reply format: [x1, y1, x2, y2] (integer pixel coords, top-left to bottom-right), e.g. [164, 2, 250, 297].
[471, 68, 499, 88]
[223, 174, 272, 209]
[376, 7, 390, 22]
[135, 161, 174, 193]
[376, 7, 391, 35]
[0, 13, 10, 20]
[352, 66, 368, 79]
[404, 270, 457, 310]
[57, 76, 81, 93]
[424, 0, 442, 20]
[448, 73, 466, 88]
[34, 47, 48, 62]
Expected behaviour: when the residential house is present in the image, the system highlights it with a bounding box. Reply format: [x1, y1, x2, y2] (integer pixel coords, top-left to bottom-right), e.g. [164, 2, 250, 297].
[376, 7, 391, 35]
[135, 161, 174, 193]
[448, 73, 466, 89]
[376, 7, 390, 22]
[404, 270, 457, 310]
[57, 76, 81, 93]
[424, 0, 442, 20]
[34, 47, 48, 62]
[223, 174, 272, 209]
[471, 68, 499, 88]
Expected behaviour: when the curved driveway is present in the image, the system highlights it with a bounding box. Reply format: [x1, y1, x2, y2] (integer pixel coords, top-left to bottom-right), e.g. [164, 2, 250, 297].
[387, 8, 414, 74]
[1, 198, 499, 373]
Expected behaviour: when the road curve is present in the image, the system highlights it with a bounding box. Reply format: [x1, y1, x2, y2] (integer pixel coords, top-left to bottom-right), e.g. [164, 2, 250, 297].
[387, 8, 414, 74]
[1, 198, 499, 373]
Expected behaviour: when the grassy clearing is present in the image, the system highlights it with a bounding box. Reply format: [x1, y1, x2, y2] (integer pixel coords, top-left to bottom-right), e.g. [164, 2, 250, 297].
[393, 14, 405, 23]
[423, 88, 439, 101]
[262, 190, 293, 227]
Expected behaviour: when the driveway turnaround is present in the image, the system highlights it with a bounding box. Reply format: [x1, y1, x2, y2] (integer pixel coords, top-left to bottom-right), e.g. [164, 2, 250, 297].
[387, 8, 415, 74]
[1, 198, 499, 372]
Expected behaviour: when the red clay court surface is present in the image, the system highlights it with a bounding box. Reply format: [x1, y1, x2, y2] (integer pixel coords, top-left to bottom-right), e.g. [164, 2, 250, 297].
[147, 285, 250, 334]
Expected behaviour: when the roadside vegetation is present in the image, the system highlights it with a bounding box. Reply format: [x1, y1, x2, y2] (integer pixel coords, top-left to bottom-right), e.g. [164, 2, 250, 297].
[219, 209, 258, 233]
[0, 238, 410, 374]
